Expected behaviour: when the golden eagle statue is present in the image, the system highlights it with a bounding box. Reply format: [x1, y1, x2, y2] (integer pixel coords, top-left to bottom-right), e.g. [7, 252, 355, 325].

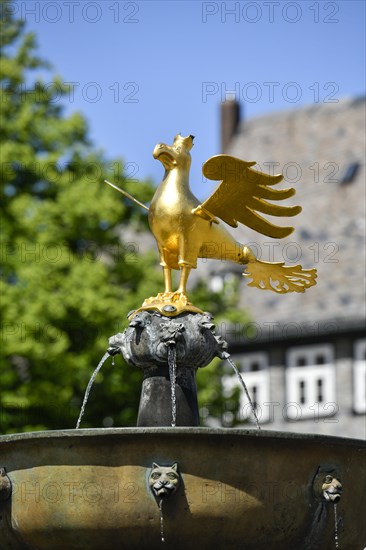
[106, 134, 317, 316]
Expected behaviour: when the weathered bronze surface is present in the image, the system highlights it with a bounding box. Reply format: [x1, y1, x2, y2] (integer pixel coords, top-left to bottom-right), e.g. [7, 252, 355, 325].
[106, 134, 317, 317]
[148, 462, 180, 499]
[313, 465, 343, 503]
[0, 468, 11, 502]
[1, 428, 364, 549]
[108, 311, 228, 369]
[108, 311, 228, 427]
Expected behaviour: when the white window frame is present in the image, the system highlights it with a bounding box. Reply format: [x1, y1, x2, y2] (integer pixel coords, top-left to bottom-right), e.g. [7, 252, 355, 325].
[286, 344, 336, 421]
[353, 339, 366, 414]
[222, 352, 270, 424]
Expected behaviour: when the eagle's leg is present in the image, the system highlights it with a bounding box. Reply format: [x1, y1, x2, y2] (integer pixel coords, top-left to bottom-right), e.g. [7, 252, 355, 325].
[176, 236, 200, 295]
[158, 247, 174, 293]
[177, 264, 192, 294]
[163, 266, 173, 293]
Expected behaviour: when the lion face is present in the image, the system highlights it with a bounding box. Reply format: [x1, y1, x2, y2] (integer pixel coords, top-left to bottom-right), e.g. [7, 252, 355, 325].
[321, 474, 342, 502]
[313, 466, 342, 503]
[149, 462, 180, 499]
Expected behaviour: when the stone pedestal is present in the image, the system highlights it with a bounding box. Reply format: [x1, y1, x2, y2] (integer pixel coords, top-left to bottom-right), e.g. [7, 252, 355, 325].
[137, 365, 199, 426]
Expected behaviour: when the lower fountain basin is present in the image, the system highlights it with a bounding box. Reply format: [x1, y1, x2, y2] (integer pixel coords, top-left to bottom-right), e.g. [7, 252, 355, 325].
[0, 428, 365, 549]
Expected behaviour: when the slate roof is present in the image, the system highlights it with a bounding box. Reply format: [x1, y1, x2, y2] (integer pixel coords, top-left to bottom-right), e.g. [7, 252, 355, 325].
[225, 97, 366, 329]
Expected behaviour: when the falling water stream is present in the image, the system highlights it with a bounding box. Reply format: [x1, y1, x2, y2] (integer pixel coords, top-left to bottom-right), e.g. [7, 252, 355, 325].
[76, 352, 110, 429]
[225, 356, 261, 430]
[159, 499, 165, 543]
[334, 503, 339, 549]
[167, 345, 177, 427]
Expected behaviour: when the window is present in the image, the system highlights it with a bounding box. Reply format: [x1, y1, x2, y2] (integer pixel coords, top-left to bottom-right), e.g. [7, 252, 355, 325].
[250, 362, 260, 372]
[353, 340, 366, 414]
[286, 345, 336, 420]
[299, 380, 306, 404]
[222, 353, 270, 424]
[317, 379, 324, 402]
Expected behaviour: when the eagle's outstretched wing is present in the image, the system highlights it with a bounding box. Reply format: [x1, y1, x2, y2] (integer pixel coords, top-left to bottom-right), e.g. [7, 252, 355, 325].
[195, 155, 301, 239]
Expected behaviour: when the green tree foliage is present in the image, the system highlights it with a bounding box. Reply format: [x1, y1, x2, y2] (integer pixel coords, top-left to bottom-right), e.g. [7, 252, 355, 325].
[0, 1, 248, 434]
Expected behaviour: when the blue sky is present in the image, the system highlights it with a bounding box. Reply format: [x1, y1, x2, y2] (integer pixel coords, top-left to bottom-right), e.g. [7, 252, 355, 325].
[17, 0, 366, 199]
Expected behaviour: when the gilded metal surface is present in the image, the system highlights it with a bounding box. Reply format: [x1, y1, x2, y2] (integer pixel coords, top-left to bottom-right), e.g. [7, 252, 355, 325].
[244, 259, 317, 293]
[0, 429, 364, 549]
[200, 154, 301, 237]
[139, 291, 204, 317]
[107, 134, 317, 315]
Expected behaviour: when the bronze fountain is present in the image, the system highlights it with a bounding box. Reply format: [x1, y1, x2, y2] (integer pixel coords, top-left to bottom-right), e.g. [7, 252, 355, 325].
[0, 135, 364, 549]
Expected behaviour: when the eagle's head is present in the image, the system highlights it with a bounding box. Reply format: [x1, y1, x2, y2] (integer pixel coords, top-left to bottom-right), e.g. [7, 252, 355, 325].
[153, 134, 194, 170]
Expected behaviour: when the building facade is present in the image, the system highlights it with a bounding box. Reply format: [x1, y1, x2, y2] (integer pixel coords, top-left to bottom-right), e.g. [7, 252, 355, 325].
[218, 97, 365, 439]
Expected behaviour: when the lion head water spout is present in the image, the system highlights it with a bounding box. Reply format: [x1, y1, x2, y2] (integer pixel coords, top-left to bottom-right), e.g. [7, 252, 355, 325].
[149, 462, 181, 544]
[321, 474, 343, 503]
[310, 465, 344, 549]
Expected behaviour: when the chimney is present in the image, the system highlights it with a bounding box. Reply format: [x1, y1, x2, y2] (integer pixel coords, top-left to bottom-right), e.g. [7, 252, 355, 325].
[221, 96, 241, 153]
